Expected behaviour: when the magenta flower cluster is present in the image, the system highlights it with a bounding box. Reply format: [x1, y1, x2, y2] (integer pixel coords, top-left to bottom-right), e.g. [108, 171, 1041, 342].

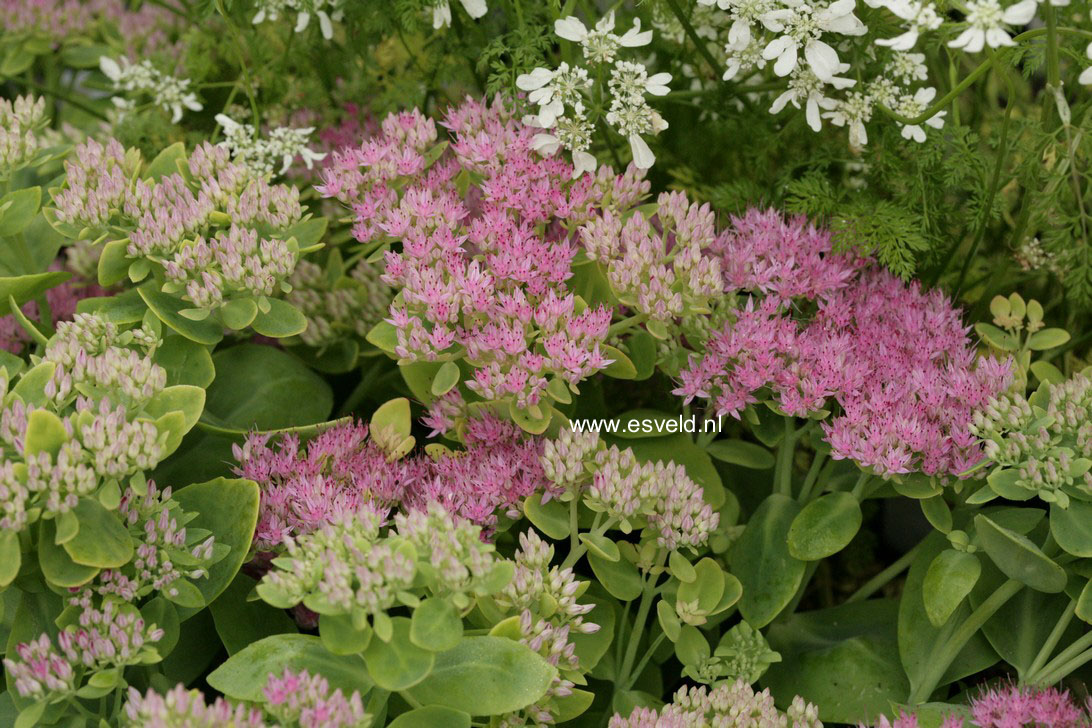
[318, 96, 650, 407]
[869, 683, 1092, 728]
[232, 413, 548, 551]
[673, 209, 1011, 478]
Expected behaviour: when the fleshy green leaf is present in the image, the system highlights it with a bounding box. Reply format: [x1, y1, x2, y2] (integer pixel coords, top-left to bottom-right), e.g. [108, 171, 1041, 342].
[404, 636, 557, 715]
[922, 549, 981, 627]
[974, 514, 1066, 593]
[63, 498, 133, 568]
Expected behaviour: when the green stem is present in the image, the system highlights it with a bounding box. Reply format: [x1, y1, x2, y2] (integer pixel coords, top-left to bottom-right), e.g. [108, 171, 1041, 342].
[623, 633, 667, 691]
[662, 0, 724, 80]
[1029, 627, 1092, 684]
[617, 550, 666, 688]
[775, 416, 795, 497]
[797, 450, 828, 502]
[845, 538, 924, 604]
[1036, 644, 1092, 686]
[909, 579, 1023, 704]
[1025, 600, 1075, 679]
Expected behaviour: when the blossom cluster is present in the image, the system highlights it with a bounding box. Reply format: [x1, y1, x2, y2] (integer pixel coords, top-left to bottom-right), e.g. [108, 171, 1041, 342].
[684, 0, 957, 146]
[518, 12, 671, 174]
[0, 314, 173, 525]
[99, 56, 203, 124]
[495, 529, 599, 726]
[52, 137, 306, 317]
[970, 371, 1092, 507]
[318, 97, 649, 409]
[581, 191, 721, 326]
[122, 669, 370, 728]
[674, 209, 1011, 478]
[870, 683, 1092, 728]
[215, 113, 327, 178]
[609, 679, 821, 728]
[4, 599, 165, 701]
[0, 0, 182, 50]
[0, 95, 49, 179]
[232, 413, 547, 550]
[77, 480, 220, 603]
[541, 428, 719, 549]
[256, 503, 504, 618]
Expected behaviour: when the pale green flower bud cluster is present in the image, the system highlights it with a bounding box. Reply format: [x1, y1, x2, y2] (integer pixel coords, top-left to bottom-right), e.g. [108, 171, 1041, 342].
[44, 314, 165, 411]
[0, 95, 48, 180]
[609, 679, 821, 728]
[541, 430, 719, 549]
[971, 372, 1092, 507]
[259, 504, 509, 619]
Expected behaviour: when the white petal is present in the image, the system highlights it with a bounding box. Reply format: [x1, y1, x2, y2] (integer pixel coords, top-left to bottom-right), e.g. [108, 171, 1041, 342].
[571, 150, 597, 177]
[432, 2, 452, 28]
[986, 27, 1014, 47]
[805, 96, 822, 131]
[554, 16, 588, 42]
[876, 30, 918, 50]
[215, 113, 239, 130]
[619, 18, 653, 47]
[318, 11, 333, 39]
[252, 9, 266, 24]
[769, 89, 795, 113]
[805, 40, 840, 81]
[531, 133, 560, 154]
[99, 56, 121, 81]
[645, 72, 672, 95]
[516, 67, 553, 91]
[1080, 65, 1092, 86]
[1002, 0, 1036, 24]
[295, 12, 310, 32]
[728, 19, 752, 48]
[773, 42, 798, 76]
[628, 135, 655, 169]
[459, 0, 488, 19]
[596, 11, 616, 32]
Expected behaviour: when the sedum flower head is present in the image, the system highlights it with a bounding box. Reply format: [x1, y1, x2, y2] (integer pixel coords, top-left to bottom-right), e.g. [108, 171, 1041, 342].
[5, 599, 164, 701]
[609, 679, 821, 727]
[122, 685, 270, 727]
[319, 97, 649, 408]
[0, 95, 48, 179]
[264, 668, 371, 728]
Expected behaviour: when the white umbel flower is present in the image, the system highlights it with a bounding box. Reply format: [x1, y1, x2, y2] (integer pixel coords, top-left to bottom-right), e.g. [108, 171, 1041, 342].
[874, 0, 943, 49]
[516, 63, 592, 127]
[99, 57, 202, 124]
[555, 11, 653, 64]
[822, 90, 874, 148]
[215, 114, 326, 177]
[760, 0, 866, 81]
[252, 0, 346, 40]
[947, 0, 1036, 53]
[894, 86, 946, 141]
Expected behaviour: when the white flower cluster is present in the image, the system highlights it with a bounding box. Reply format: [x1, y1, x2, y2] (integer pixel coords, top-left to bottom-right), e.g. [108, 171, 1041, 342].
[691, 0, 958, 147]
[214, 113, 327, 177]
[252, 0, 345, 40]
[518, 12, 671, 175]
[430, 0, 488, 29]
[99, 57, 202, 124]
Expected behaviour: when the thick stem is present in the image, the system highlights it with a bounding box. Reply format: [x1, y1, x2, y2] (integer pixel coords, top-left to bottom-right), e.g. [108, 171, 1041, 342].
[775, 416, 796, 497]
[1025, 600, 1075, 679]
[909, 579, 1023, 704]
[617, 551, 666, 688]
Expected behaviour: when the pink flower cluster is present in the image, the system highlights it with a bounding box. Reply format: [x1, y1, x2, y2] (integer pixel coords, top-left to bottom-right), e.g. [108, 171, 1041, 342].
[675, 210, 1010, 478]
[870, 683, 1092, 728]
[4, 600, 164, 700]
[123, 685, 269, 728]
[317, 96, 650, 407]
[0, 262, 104, 355]
[264, 668, 370, 728]
[232, 414, 548, 551]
